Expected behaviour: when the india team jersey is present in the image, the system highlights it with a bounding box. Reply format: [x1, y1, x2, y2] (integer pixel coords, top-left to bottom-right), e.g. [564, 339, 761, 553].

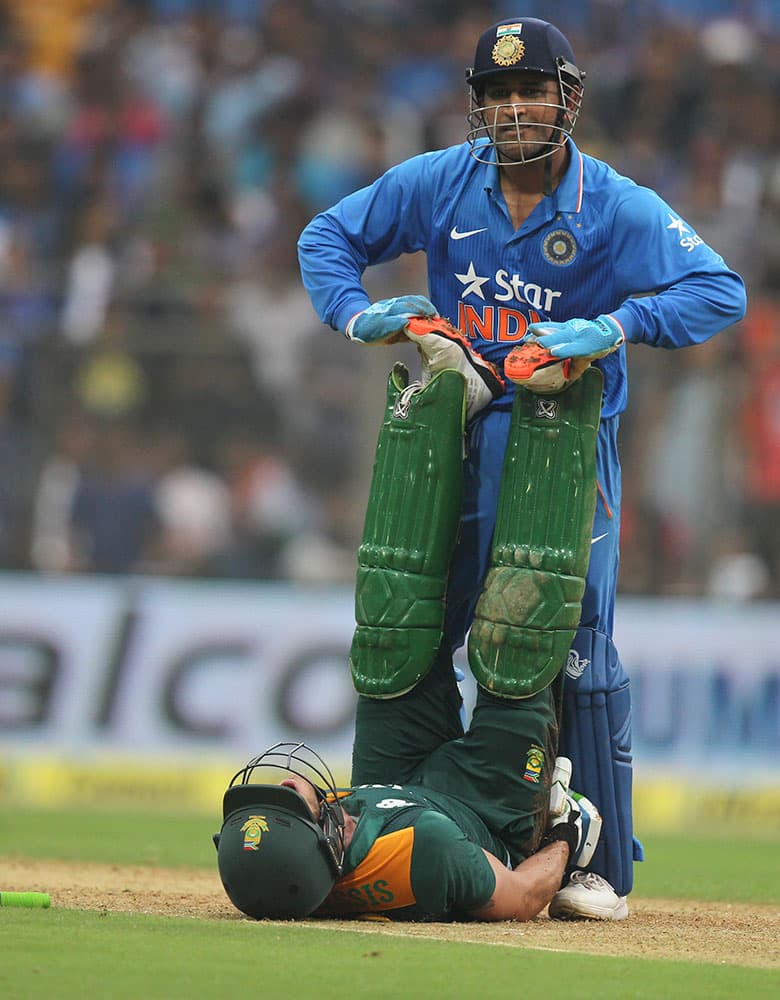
[298, 139, 746, 419]
[317, 784, 506, 921]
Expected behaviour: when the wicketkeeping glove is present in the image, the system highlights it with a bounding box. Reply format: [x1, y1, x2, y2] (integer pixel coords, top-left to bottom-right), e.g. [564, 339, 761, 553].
[345, 295, 437, 345]
[525, 314, 625, 361]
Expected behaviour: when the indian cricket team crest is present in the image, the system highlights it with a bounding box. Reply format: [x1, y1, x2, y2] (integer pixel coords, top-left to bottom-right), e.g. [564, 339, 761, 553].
[522, 743, 545, 784]
[492, 24, 525, 67]
[543, 229, 578, 265]
[241, 815, 269, 851]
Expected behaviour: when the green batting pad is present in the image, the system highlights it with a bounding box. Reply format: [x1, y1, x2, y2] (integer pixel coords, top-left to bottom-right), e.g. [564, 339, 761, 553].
[351, 364, 466, 697]
[469, 367, 603, 698]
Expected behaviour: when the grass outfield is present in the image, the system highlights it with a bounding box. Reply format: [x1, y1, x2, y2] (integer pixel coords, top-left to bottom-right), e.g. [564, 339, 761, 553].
[3, 910, 777, 1000]
[1, 807, 779, 999]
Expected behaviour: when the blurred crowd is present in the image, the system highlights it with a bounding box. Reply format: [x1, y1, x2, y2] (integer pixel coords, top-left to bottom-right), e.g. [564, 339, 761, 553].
[0, 0, 778, 597]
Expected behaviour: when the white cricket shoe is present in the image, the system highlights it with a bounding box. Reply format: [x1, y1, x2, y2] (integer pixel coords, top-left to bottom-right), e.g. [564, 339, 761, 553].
[404, 316, 504, 420]
[548, 871, 629, 921]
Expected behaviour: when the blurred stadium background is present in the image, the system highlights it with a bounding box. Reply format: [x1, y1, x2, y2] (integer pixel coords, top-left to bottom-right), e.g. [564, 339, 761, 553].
[0, 0, 778, 825]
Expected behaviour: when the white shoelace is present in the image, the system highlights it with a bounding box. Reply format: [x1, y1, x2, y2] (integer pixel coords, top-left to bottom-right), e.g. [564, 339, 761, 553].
[568, 870, 612, 891]
[392, 380, 424, 420]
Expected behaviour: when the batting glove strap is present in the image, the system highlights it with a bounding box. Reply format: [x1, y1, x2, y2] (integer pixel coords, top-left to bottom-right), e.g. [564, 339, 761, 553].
[525, 314, 625, 361]
[540, 810, 580, 864]
[345, 295, 437, 344]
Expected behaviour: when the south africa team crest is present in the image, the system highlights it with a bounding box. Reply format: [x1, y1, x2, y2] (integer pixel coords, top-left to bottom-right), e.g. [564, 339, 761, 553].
[543, 229, 578, 265]
[241, 815, 269, 850]
[522, 743, 545, 784]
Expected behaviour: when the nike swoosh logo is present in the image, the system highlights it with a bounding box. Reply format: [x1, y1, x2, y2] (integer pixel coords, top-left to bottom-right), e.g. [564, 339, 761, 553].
[591, 532, 608, 545]
[450, 226, 488, 240]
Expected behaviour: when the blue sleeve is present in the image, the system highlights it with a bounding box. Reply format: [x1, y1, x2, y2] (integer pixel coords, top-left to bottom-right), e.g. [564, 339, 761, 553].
[297, 153, 436, 332]
[607, 186, 747, 349]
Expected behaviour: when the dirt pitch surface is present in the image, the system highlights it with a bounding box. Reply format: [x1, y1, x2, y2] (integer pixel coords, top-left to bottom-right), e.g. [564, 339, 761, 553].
[5, 857, 778, 969]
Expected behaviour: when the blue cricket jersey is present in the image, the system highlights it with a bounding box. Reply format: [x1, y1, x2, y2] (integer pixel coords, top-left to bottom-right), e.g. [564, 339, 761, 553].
[298, 139, 746, 418]
[299, 135, 746, 900]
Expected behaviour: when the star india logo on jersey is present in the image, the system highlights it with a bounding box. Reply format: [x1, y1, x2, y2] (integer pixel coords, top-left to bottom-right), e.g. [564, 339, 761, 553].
[455, 261, 563, 311]
[666, 213, 704, 252]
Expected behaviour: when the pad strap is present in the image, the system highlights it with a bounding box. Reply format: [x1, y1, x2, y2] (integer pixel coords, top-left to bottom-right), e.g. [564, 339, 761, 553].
[468, 368, 603, 698]
[351, 364, 466, 697]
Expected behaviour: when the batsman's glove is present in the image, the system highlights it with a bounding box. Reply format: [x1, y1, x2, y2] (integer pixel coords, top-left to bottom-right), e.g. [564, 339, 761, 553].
[405, 315, 505, 421]
[345, 295, 437, 345]
[548, 756, 573, 818]
[542, 790, 603, 869]
[524, 314, 625, 361]
[544, 756, 601, 868]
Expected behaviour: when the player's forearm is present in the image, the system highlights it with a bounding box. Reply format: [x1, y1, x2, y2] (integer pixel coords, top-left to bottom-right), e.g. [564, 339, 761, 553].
[615, 270, 746, 349]
[469, 843, 568, 922]
[297, 162, 432, 331]
[297, 218, 370, 331]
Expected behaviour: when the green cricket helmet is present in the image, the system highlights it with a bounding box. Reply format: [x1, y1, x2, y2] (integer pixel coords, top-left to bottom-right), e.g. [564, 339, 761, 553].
[214, 742, 346, 920]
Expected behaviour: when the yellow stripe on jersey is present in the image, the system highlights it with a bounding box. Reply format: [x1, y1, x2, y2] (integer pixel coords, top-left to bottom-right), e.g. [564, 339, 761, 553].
[318, 827, 416, 914]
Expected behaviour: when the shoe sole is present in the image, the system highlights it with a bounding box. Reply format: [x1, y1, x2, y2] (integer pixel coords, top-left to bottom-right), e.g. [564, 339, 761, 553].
[505, 341, 572, 383]
[406, 317, 505, 398]
[548, 899, 629, 921]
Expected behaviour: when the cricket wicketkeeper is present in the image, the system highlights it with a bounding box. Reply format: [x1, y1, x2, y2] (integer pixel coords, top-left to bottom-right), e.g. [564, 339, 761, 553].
[295, 13, 746, 919]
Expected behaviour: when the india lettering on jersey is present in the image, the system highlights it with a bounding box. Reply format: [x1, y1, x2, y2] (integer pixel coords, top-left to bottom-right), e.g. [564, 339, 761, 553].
[318, 827, 416, 914]
[458, 302, 543, 342]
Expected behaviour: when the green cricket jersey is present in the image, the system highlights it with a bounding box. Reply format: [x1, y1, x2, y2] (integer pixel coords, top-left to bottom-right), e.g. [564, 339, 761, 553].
[317, 783, 508, 921]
